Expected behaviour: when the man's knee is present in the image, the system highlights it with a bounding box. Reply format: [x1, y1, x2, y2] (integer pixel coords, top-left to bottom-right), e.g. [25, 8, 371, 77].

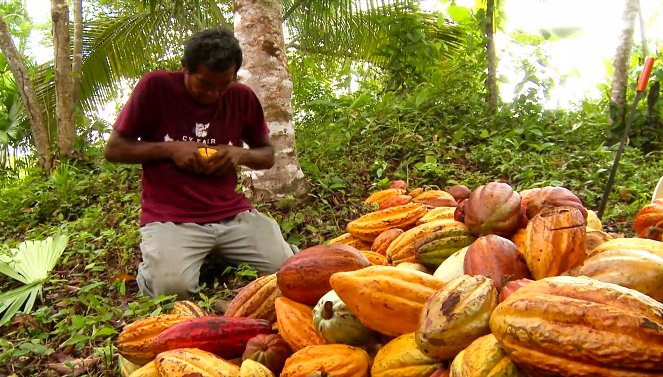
[137, 268, 198, 298]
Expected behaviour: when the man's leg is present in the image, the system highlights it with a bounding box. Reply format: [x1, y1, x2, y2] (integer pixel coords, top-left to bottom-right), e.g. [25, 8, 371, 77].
[211, 210, 294, 274]
[137, 222, 216, 298]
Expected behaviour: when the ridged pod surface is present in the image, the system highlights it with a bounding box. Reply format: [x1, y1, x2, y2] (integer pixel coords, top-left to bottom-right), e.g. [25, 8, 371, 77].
[566, 249, 663, 302]
[371, 333, 444, 377]
[463, 235, 531, 290]
[169, 300, 207, 317]
[524, 186, 587, 220]
[359, 250, 389, 265]
[347, 202, 428, 242]
[524, 206, 586, 280]
[432, 247, 468, 284]
[276, 244, 370, 305]
[449, 334, 525, 377]
[414, 221, 475, 268]
[329, 266, 445, 336]
[464, 182, 523, 237]
[412, 190, 457, 208]
[149, 316, 272, 359]
[371, 228, 404, 255]
[239, 359, 275, 377]
[327, 232, 372, 250]
[379, 194, 413, 210]
[155, 348, 240, 377]
[633, 199, 663, 239]
[416, 275, 498, 360]
[241, 333, 291, 375]
[589, 237, 663, 259]
[364, 188, 406, 206]
[387, 219, 466, 265]
[225, 274, 281, 322]
[490, 276, 663, 376]
[417, 206, 456, 225]
[274, 296, 325, 351]
[117, 314, 191, 365]
[281, 344, 371, 377]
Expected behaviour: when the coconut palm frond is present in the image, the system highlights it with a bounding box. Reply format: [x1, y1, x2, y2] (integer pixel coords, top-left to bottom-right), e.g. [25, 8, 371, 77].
[284, 0, 463, 67]
[33, 0, 227, 118]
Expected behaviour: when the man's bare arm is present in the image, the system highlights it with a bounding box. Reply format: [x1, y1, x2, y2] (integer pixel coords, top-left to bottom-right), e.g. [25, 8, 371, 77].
[104, 130, 207, 173]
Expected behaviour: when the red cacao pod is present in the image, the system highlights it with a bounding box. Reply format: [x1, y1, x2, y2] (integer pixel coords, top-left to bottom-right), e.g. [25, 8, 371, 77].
[633, 199, 663, 240]
[447, 185, 471, 202]
[388, 180, 407, 190]
[464, 182, 523, 237]
[454, 199, 466, 222]
[379, 194, 412, 210]
[242, 333, 292, 374]
[497, 278, 534, 302]
[370, 228, 404, 256]
[525, 186, 587, 220]
[276, 244, 370, 305]
[463, 235, 532, 290]
[150, 316, 272, 360]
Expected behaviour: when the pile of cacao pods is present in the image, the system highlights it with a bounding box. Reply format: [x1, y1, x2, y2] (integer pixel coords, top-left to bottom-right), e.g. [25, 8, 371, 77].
[116, 180, 663, 377]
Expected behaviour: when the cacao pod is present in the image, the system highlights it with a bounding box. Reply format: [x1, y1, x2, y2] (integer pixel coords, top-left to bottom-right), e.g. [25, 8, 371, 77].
[225, 274, 281, 322]
[155, 348, 239, 377]
[150, 316, 272, 359]
[463, 235, 531, 290]
[490, 276, 663, 376]
[523, 206, 586, 280]
[330, 266, 444, 336]
[371, 333, 444, 377]
[416, 274, 498, 360]
[116, 314, 191, 365]
[276, 244, 370, 305]
[274, 296, 325, 351]
[242, 333, 292, 375]
[281, 345, 371, 377]
[464, 182, 523, 237]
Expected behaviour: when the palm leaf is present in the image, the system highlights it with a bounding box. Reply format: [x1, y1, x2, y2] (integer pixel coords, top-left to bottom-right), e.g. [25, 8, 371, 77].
[32, 0, 227, 122]
[282, 1, 463, 66]
[0, 280, 45, 326]
[0, 234, 68, 326]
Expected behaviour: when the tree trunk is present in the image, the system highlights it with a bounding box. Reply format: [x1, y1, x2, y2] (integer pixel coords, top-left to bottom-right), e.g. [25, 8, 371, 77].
[52, 0, 76, 158]
[234, 0, 308, 202]
[609, 0, 639, 140]
[72, 0, 83, 104]
[0, 15, 54, 170]
[485, 0, 499, 114]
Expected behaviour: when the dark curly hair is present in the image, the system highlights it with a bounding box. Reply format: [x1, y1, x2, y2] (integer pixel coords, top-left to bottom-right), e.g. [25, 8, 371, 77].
[182, 27, 243, 74]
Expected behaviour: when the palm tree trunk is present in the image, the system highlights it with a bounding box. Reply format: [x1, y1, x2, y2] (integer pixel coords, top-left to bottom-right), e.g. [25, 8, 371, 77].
[234, 0, 308, 202]
[485, 0, 499, 114]
[72, 0, 83, 104]
[0, 15, 54, 170]
[609, 0, 639, 140]
[51, 0, 76, 158]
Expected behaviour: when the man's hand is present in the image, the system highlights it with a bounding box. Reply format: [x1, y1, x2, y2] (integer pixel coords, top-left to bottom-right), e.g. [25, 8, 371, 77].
[205, 145, 246, 176]
[168, 141, 208, 174]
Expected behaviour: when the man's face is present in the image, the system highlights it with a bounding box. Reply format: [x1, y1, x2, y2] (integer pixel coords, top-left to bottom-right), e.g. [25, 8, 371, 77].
[183, 64, 236, 105]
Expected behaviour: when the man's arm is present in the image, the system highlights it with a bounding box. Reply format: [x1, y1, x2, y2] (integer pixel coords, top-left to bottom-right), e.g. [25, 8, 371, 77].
[104, 130, 208, 173]
[237, 132, 275, 170]
[207, 133, 274, 175]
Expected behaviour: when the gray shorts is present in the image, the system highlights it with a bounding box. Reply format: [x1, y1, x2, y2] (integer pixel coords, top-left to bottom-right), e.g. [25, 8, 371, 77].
[136, 209, 294, 298]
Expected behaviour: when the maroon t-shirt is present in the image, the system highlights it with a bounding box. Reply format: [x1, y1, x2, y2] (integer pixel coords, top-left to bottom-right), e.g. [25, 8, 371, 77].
[113, 70, 269, 225]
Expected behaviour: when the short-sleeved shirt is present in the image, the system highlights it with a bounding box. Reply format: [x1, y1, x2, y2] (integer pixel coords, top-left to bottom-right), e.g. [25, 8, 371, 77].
[113, 70, 269, 226]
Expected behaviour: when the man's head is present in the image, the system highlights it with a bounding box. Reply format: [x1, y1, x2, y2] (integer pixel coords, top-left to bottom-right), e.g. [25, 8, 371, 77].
[182, 27, 243, 105]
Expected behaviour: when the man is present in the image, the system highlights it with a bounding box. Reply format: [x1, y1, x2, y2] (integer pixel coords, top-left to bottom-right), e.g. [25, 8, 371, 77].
[104, 27, 294, 298]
